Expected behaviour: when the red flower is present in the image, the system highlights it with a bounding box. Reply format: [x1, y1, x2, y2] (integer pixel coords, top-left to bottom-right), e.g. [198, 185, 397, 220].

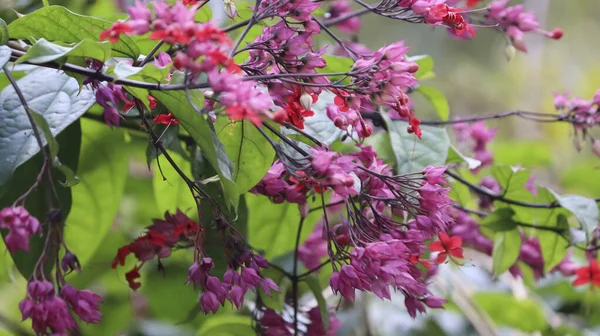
[183, 0, 199, 4]
[125, 267, 142, 290]
[112, 246, 131, 269]
[466, 0, 480, 7]
[100, 21, 133, 43]
[429, 232, 463, 264]
[227, 104, 263, 125]
[123, 100, 135, 113]
[573, 260, 600, 287]
[280, 86, 318, 129]
[430, 4, 475, 37]
[153, 113, 180, 125]
[410, 254, 432, 269]
[407, 112, 422, 140]
[148, 95, 157, 109]
[149, 26, 190, 44]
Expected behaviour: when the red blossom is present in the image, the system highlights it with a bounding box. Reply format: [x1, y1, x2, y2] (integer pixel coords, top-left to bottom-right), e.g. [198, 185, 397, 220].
[430, 4, 475, 37]
[149, 26, 190, 44]
[100, 21, 133, 43]
[183, 0, 199, 4]
[153, 113, 180, 125]
[280, 86, 318, 129]
[148, 95, 157, 109]
[573, 260, 600, 287]
[410, 254, 432, 269]
[429, 232, 463, 264]
[125, 267, 142, 290]
[407, 113, 422, 139]
[227, 105, 263, 125]
[466, 0, 480, 7]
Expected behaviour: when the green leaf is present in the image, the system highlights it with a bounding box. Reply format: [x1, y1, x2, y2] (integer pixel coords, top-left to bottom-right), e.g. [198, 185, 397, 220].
[492, 229, 522, 276]
[319, 55, 353, 82]
[306, 275, 330, 332]
[63, 119, 129, 267]
[196, 314, 254, 336]
[247, 194, 322, 259]
[145, 124, 186, 168]
[7, 5, 140, 59]
[0, 18, 8, 46]
[150, 90, 239, 210]
[215, 119, 275, 194]
[473, 292, 547, 332]
[538, 213, 569, 273]
[152, 152, 197, 215]
[30, 109, 80, 187]
[547, 187, 599, 240]
[16, 38, 112, 65]
[407, 55, 434, 79]
[247, 194, 301, 259]
[382, 113, 450, 174]
[0, 121, 81, 279]
[446, 145, 481, 170]
[417, 85, 449, 121]
[0, 46, 10, 68]
[481, 208, 518, 232]
[0, 68, 95, 187]
[492, 165, 532, 201]
[144, 262, 201, 323]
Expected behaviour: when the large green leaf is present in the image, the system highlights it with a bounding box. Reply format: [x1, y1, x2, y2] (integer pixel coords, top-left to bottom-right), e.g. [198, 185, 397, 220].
[492, 229, 522, 276]
[196, 314, 254, 336]
[152, 152, 197, 215]
[0, 121, 81, 279]
[481, 208, 518, 232]
[7, 5, 139, 59]
[407, 54, 434, 79]
[446, 145, 481, 170]
[547, 187, 599, 240]
[63, 119, 130, 267]
[417, 85, 449, 121]
[382, 113, 450, 174]
[0, 68, 95, 187]
[214, 119, 275, 194]
[150, 90, 239, 210]
[474, 292, 547, 332]
[534, 188, 570, 273]
[490, 140, 552, 167]
[16, 38, 112, 65]
[246, 194, 322, 259]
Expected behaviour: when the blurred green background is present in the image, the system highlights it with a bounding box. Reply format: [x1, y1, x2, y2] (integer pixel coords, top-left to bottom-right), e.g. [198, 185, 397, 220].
[1, 0, 600, 335]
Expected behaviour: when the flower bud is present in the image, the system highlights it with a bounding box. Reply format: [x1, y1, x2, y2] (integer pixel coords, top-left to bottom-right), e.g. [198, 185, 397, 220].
[504, 44, 516, 62]
[299, 92, 314, 111]
[550, 28, 563, 40]
[224, 0, 238, 20]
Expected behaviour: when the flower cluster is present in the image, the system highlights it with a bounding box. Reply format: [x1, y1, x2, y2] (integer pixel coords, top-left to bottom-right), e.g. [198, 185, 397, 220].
[554, 89, 600, 131]
[187, 255, 278, 314]
[482, 0, 563, 52]
[95, 83, 132, 127]
[325, 0, 362, 34]
[0, 206, 41, 252]
[453, 120, 497, 170]
[112, 210, 199, 289]
[101, 1, 273, 125]
[257, 306, 341, 336]
[19, 280, 102, 335]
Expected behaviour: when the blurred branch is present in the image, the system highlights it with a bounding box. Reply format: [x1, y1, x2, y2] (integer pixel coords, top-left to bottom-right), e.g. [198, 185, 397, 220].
[446, 170, 600, 208]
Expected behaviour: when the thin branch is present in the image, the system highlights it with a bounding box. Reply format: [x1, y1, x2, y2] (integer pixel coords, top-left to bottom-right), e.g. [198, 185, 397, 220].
[446, 170, 600, 208]
[230, 0, 262, 57]
[292, 216, 306, 336]
[139, 40, 165, 67]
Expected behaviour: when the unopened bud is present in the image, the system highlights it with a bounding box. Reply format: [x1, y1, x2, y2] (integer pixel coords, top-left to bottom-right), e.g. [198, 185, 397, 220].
[550, 28, 563, 40]
[299, 92, 314, 111]
[224, 0, 238, 20]
[504, 44, 516, 62]
[592, 139, 600, 158]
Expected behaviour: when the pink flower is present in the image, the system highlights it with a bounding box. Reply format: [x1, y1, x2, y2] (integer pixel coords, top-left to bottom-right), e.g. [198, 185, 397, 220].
[0, 206, 41, 252]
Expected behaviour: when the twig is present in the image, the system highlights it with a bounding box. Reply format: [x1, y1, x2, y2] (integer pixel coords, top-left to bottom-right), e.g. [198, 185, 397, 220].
[229, 0, 262, 57]
[446, 170, 600, 208]
[292, 216, 306, 336]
